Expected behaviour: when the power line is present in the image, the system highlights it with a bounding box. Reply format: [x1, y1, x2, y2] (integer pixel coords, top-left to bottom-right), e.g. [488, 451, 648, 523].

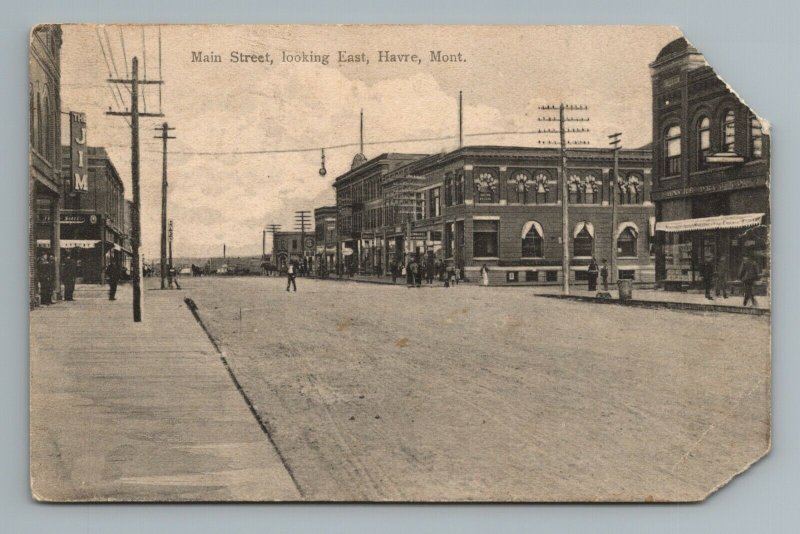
[141, 27, 148, 113]
[164, 128, 565, 157]
[95, 27, 130, 127]
[118, 27, 128, 78]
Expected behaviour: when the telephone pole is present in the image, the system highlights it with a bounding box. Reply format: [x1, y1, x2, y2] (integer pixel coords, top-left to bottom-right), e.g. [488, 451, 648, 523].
[266, 224, 281, 259]
[609, 133, 622, 287]
[294, 210, 310, 264]
[155, 122, 175, 290]
[168, 219, 174, 288]
[106, 56, 164, 322]
[538, 104, 590, 295]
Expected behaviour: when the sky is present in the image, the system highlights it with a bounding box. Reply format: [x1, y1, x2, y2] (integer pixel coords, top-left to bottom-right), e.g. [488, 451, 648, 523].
[60, 24, 682, 258]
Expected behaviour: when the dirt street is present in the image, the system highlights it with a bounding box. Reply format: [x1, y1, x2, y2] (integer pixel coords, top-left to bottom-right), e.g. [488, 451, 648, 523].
[185, 276, 770, 501]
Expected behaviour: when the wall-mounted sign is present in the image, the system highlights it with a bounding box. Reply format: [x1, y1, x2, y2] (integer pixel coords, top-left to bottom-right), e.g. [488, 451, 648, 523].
[70, 112, 88, 192]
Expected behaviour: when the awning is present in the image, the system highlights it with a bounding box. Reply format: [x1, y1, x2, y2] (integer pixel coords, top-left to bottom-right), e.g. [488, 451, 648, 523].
[521, 220, 544, 239]
[615, 221, 639, 239]
[655, 213, 765, 233]
[36, 239, 100, 249]
[573, 221, 595, 238]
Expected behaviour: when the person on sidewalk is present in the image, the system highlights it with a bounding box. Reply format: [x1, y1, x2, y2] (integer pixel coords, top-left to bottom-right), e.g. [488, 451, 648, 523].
[600, 259, 609, 291]
[412, 259, 422, 288]
[106, 258, 120, 301]
[390, 258, 398, 284]
[702, 257, 716, 300]
[480, 263, 490, 287]
[426, 260, 435, 285]
[715, 254, 729, 299]
[587, 257, 599, 292]
[739, 254, 760, 307]
[286, 261, 297, 292]
[36, 252, 53, 305]
[62, 252, 77, 301]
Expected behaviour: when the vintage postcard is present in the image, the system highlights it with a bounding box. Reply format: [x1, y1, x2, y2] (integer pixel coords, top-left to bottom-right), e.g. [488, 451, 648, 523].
[29, 24, 770, 502]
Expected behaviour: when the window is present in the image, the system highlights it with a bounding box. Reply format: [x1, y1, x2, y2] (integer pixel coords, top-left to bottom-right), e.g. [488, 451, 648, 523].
[444, 223, 454, 258]
[584, 174, 600, 204]
[619, 270, 636, 280]
[665, 125, 681, 176]
[751, 117, 763, 159]
[510, 171, 532, 204]
[415, 192, 426, 220]
[444, 174, 453, 206]
[697, 116, 711, 169]
[454, 172, 465, 204]
[575, 270, 590, 281]
[292, 240, 298, 249]
[36, 93, 43, 154]
[619, 174, 642, 204]
[521, 222, 543, 258]
[474, 171, 498, 203]
[506, 271, 518, 283]
[525, 271, 538, 282]
[430, 187, 441, 217]
[574, 225, 593, 257]
[546, 270, 558, 282]
[532, 171, 551, 203]
[473, 220, 498, 258]
[617, 227, 637, 257]
[568, 174, 582, 203]
[722, 110, 736, 152]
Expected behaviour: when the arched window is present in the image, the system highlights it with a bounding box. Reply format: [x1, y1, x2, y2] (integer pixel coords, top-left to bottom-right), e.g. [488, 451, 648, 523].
[665, 125, 681, 175]
[474, 170, 498, 203]
[697, 116, 710, 169]
[29, 88, 35, 147]
[36, 93, 43, 154]
[509, 170, 532, 204]
[722, 110, 736, 152]
[750, 117, 763, 159]
[521, 221, 544, 258]
[454, 172, 465, 204]
[532, 171, 551, 204]
[573, 222, 594, 258]
[568, 174, 582, 203]
[618, 173, 642, 204]
[617, 227, 637, 257]
[43, 96, 51, 161]
[584, 174, 600, 204]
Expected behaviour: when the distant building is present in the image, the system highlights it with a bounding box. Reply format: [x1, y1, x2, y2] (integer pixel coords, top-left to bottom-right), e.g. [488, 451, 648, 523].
[333, 152, 428, 273]
[30, 24, 63, 306]
[650, 37, 770, 290]
[272, 231, 313, 270]
[53, 146, 129, 283]
[334, 145, 654, 285]
[314, 206, 338, 271]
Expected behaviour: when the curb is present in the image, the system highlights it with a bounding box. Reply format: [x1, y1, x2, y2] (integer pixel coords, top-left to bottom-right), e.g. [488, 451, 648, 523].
[535, 293, 770, 316]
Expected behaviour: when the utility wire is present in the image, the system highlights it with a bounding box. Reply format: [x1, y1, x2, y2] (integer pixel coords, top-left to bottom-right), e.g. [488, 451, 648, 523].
[141, 26, 148, 112]
[118, 27, 128, 78]
[95, 27, 130, 127]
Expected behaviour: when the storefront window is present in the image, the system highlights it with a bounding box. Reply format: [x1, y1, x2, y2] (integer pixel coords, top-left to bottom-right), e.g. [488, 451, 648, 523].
[473, 220, 498, 258]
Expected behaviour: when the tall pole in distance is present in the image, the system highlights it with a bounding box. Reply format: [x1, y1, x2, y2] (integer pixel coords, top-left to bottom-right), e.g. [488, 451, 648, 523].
[262, 229, 266, 259]
[559, 104, 570, 295]
[168, 219, 173, 287]
[458, 90, 463, 148]
[295, 210, 310, 266]
[107, 56, 164, 322]
[155, 122, 175, 290]
[609, 133, 622, 286]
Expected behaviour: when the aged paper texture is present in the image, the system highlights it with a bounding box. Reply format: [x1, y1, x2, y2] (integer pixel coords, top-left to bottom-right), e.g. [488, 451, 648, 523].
[29, 24, 770, 502]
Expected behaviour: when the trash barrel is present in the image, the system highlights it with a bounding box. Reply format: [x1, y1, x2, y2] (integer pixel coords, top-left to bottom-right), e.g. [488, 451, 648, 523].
[617, 279, 633, 301]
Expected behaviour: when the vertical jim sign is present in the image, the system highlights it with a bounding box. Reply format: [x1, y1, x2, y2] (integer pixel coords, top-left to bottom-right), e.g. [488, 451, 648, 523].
[70, 112, 88, 192]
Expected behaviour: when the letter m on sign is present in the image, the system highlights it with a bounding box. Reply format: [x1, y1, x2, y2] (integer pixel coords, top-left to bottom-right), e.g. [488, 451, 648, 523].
[74, 172, 88, 191]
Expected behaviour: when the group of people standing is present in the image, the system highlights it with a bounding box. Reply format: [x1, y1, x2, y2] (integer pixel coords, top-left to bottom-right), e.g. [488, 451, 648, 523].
[35, 252, 123, 305]
[702, 254, 761, 307]
[384, 257, 464, 288]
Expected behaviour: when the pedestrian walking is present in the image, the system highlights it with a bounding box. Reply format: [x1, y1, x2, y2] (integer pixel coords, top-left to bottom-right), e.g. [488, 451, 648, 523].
[286, 261, 297, 292]
[62, 252, 77, 301]
[412, 259, 421, 287]
[715, 254, 729, 299]
[426, 260, 434, 285]
[106, 258, 120, 301]
[405, 261, 413, 287]
[702, 257, 715, 300]
[480, 263, 490, 287]
[587, 257, 599, 291]
[36, 252, 53, 305]
[447, 264, 455, 287]
[600, 258, 609, 291]
[739, 254, 760, 307]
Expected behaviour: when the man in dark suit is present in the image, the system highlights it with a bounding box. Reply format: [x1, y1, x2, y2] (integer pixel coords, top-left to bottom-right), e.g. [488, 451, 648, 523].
[62, 252, 77, 301]
[106, 258, 120, 301]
